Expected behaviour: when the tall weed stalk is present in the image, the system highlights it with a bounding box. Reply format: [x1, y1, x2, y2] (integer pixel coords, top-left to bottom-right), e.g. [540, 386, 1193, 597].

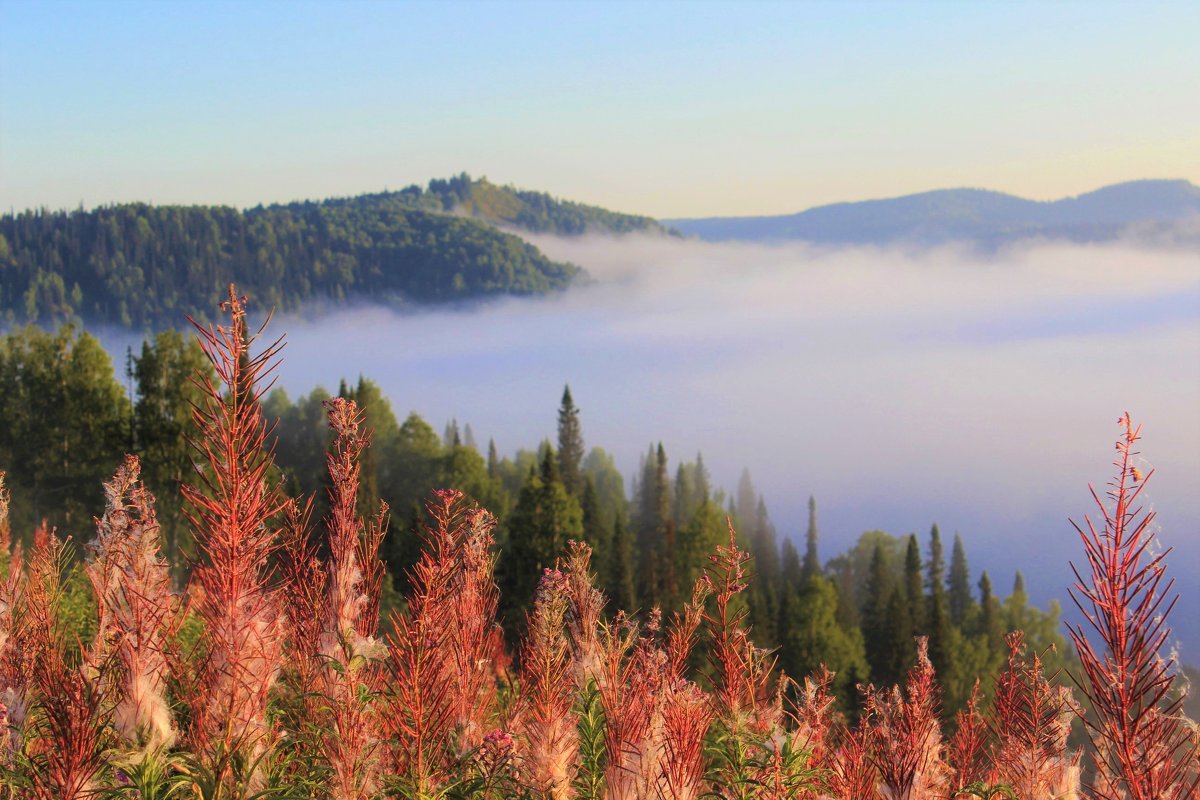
[1067, 413, 1199, 799]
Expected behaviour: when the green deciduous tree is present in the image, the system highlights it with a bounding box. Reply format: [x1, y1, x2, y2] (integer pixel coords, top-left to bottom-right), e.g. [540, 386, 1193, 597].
[133, 328, 214, 574]
[779, 574, 869, 709]
[0, 325, 128, 535]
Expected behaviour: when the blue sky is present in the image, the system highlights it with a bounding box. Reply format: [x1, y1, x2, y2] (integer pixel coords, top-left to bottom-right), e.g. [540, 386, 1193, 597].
[1, 0, 1197, 216]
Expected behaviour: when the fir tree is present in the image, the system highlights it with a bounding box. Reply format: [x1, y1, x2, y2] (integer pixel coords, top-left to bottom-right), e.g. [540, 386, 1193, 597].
[580, 476, 613, 584]
[556, 384, 584, 497]
[443, 418, 461, 448]
[862, 542, 896, 683]
[487, 438, 498, 477]
[655, 444, 677, 605]
[882, 586, 915, 685]
[132, 329, 213, 579]
[948, 532, 973, 626]
[693, 452, 711, 502]
[609, 515, 636, 613]
[634, 443, 671, 608]
[781, 538, 802, 587]
[802, 494, 820, 579]
[672, 461, 698, 529]
[779, 575, 869, 709]
[500, 451, 583, 639]
[977, 569, 1004, 654]
[926, 524, 952, 683]
[754, 494, 780, 585]
[904, 534, 925, 635]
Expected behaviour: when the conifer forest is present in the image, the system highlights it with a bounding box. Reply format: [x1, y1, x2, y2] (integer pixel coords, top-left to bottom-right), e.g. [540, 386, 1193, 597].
[0, 287, 1194, 799]
[2, 5, 1199, 798]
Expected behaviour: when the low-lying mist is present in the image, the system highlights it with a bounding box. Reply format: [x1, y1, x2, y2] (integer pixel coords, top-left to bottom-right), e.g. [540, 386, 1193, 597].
[271, 234, 1200, 650]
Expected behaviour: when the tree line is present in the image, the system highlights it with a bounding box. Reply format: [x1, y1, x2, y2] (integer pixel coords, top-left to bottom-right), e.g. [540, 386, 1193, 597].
[0, 173, 684, 331]
[0, 189, 579, 330]
[0, 322, 1072, 718]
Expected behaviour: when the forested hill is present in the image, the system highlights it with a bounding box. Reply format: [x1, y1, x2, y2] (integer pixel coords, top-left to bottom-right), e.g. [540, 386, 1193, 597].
[387, 173, 678, 236]
[0, 175, 642, 329]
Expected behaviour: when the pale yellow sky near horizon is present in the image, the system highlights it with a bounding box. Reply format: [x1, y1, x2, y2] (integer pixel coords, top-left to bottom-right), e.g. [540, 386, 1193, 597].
[1, 1, 1197, 218]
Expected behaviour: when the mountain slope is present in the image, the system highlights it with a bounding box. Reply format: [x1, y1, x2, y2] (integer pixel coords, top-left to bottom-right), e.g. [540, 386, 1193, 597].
[385, 173, 677, 236]
[666, 179, 1200, 245]
[0, 199, 581, 330]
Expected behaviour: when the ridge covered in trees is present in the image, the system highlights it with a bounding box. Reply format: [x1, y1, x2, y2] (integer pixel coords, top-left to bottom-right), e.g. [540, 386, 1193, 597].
[0, 172, 679, 329]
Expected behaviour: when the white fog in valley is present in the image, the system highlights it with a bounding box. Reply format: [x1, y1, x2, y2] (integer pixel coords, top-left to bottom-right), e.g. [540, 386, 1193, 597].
[161, 234, 1200, 649]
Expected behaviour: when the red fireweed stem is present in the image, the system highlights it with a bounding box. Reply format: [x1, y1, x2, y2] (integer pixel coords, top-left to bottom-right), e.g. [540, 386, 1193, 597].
[181, 285, 287, 781]
[1067, 414, 1198, 800]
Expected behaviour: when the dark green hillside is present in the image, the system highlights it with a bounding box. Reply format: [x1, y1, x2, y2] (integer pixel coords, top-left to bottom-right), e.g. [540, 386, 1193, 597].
[367, 172, 676, 236]
[0, 198, 580, 329]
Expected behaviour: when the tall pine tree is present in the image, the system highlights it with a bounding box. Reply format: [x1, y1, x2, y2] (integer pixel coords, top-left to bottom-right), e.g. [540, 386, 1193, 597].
[556, 385, 584, 497]
[802, 495, 820, 579]
[903, 534, 925, 636]
[862, 542, 896, 683]
[609, 515, 637, 613]
[499, 449, 583, 640]
[926, 524, 951, 680]
[948, 532, 974, 626]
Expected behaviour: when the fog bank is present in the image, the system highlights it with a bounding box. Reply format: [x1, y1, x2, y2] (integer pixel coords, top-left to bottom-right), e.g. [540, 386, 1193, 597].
[268, 234, 1199, 650]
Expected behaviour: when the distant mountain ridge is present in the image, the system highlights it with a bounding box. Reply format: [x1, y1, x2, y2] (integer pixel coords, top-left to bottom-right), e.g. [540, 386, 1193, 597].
[665, 179, 1200, 246]
[0, 174, 674, 330]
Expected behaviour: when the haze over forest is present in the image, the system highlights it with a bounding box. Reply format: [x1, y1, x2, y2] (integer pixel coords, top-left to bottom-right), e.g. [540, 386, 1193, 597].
[3, 4, 1199, 796]
[35, 172, 1190, 653]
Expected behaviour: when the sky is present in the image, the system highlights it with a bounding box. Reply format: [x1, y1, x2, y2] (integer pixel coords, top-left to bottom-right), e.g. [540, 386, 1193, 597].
[4, 0, 1199, 646]
[2, 0, 1198, 217]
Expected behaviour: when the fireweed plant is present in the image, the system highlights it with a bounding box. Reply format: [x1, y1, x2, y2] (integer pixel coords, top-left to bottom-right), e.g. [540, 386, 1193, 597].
[0, 291, 1194, 799]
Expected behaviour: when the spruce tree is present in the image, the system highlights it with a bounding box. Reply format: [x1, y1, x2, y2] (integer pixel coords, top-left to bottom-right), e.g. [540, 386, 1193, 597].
[487, 438, 498, 477]
[500, 451, 583, 640]
[862, 542, 895, 683]
[654, 444, 676, 604]
[753, 494, 780, 585]
[556, 384, 584, 497]
[883, 585, 915, 685]
[443, 418, 461, 448]
[779, 575, 869, 709]
[580, 476, 613, 587]
[978, 569, 1004, 654]
[132, 329, 213, 579]
[781, 538, 802, 587]
[903, 534, 925, 635]
[948, 532, 973, 626]
[926, 524, 951, 678]
[672, 462, 697, 529]
[1005, 571, 1030, 635]
[693, 453, 711, 503]
[610, 515, 636, 613]
[802, 495, 820, 579]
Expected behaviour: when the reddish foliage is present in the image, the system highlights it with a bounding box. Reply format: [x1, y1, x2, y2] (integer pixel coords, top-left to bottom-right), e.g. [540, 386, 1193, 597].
[866, 637, 948, 800]
[181, 285, 286, 766]
[383, 490, 503, 792]
[1067, 413, 1199, 800]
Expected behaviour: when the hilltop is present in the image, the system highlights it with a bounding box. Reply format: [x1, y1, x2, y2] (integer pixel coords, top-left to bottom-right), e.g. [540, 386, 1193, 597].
[0, 174, 674, 330]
